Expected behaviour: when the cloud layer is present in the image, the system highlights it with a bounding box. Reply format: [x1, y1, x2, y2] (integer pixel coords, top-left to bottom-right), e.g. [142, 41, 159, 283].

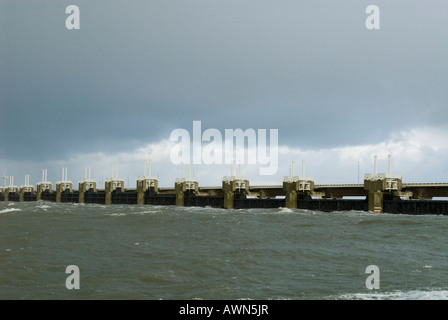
[1, 1, 447, 187]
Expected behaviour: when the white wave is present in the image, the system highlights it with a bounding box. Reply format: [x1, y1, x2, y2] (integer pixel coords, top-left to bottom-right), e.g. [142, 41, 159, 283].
[338, 289, 448, 300]
[140, 210, 165, 215]
[109, 210, 161, 217]
[110, 213, 126, 217]
[8, 202, 16, 206]
[37, 205, 52, 209]
[278, 207, 293, 213]
[0, 208, 22, 214]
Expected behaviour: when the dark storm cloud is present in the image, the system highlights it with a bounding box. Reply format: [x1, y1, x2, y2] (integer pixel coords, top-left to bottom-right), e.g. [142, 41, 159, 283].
[1, 0, 447, 161]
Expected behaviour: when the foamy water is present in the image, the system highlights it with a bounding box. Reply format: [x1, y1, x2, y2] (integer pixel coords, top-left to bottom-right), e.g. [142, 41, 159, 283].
[337, 289, 448, 300]
[0, 208, 22, 214]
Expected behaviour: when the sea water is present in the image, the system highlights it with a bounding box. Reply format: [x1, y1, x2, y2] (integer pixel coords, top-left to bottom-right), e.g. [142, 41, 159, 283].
[1, 201, 448, 300]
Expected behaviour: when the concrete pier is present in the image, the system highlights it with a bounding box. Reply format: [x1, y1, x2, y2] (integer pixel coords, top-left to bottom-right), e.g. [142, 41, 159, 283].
[282, 161, 315, 208]
[175, 178, 198, 206]
[368, 191, 383, 213]
[56, 182, 73, 203]
[36, 183, 52, 201]
[36, 169, 52, 201]
[222, 176, 250, 209]
[78, 180, 96, 204]
[137, 160, 158, 204]
[18, 174, 33, 202]
[364, 155, 403, 212]
[56, 168, 72, 203]
[5, 186, 18, 202]
[2, 175, 18, 202]
[78, 166, 96, 204]
[19, 187, 33, 202]
[283, 179, 299, 209]
[105, 178, 124, 205]
[137, 177, 158, 204]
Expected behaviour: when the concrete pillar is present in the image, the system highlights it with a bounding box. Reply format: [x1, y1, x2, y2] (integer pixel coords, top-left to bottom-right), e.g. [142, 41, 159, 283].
[36, 183, 52, 201]
[364, 156, 403, 213]
[137, 180, 145, 205]
[286, 190, 298, 209]
[56, 183, 62, 203]
[175, 179, 198, 206]
[4, 188, 11, 202]
[19, 189, 26, 202]
[364, 178, 385, 213]
[5, 187, 18, 201]
[105, 181, 113, 205]
[78, 181, 96, 204]
[222, 180, 236, 209]
[283, 174, 314, 209]
[175, 181, 186, 206]
[283, 181, 299, 209]
[368, 191, 384, 213]
[78, 182, 85, 204]
[56, 182, 72, 203]
[137, 178, 158, 205]
[105, 179, 124, 205]
[222, 177, 249, 209]
[22, 188, 35, 201]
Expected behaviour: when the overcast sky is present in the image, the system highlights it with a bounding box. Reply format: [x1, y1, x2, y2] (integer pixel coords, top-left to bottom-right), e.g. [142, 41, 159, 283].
[1, 0, 448, 188]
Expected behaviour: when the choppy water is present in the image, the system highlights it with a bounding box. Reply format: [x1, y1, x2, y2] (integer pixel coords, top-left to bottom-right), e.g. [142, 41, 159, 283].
[1, 201, 448, 300]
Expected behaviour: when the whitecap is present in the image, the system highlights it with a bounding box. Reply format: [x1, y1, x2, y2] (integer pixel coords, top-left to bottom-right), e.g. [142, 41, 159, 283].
[278, 207, 293, 213]
[0, 208, 22, 214]
[338, 289, 448, 300]
[110, 213, 126, 217]
[37, 205, 52, 209]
